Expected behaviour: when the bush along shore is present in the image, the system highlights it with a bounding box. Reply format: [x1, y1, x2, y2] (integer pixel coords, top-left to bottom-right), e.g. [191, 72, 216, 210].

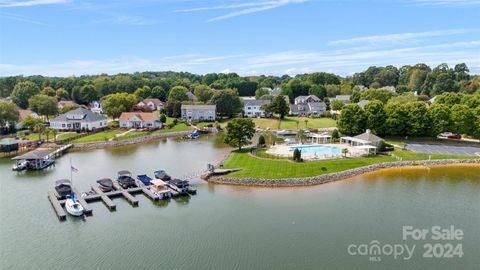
[204, 159, 480, 187]
[73, 130, 192, 150]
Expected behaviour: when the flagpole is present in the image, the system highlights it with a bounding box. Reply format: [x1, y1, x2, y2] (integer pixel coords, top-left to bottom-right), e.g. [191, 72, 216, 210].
[70, 157, 73, 185]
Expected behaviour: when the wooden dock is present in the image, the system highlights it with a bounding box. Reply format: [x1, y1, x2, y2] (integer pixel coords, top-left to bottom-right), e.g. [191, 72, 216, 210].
[112, 181, 139, 206]
[48, 178, 196, 220]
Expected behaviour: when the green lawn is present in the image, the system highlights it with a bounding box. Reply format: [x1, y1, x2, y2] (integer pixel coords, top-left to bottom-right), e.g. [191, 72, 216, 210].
[70, 123, 192, 143]
[222, 149, 474, 179]
[218, 116, 336, 130]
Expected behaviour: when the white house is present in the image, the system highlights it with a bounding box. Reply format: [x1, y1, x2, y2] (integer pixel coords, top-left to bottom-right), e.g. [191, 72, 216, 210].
[181, 104, 216, 121]
[119, 112, 162, 129]
[290, 95, 326, 116]
[136, 98, 164, 111]
[89, 101, 103, 114]
[243, 99, 270, 118]
[50, 107, 107, 131]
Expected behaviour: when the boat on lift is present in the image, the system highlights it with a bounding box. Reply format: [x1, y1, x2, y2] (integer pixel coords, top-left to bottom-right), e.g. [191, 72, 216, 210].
[136, 174, 153, 186]
[117, 170, 136, 189]
[55, 179, 72, 198]
[64, 193, 84, 216]
[149, 179, 172, 199]
[154, 170, 172, 182]
[96, 178, 114, 192]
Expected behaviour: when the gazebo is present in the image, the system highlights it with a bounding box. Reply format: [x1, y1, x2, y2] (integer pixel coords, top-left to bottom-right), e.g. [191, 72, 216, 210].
[340, 129, 384, 146]
[0, 138, 19, 155]
[308, 133, 332, 144]
[353, 145, 378, 155]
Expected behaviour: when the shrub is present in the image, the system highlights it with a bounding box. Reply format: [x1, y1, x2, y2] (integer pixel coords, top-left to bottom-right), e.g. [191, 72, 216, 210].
[160, 114, 167, 124]
[331, 129, 340, 141]
[293, 148, 302, 161]
[108, 121, 119, 128]
[377, 140, 394, 152]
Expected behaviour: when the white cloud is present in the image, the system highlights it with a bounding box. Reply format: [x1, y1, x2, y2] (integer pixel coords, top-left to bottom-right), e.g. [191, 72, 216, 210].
[175, 0, 308, 22]
[0, 0, 70, 8]
[330, 29, 477, 46]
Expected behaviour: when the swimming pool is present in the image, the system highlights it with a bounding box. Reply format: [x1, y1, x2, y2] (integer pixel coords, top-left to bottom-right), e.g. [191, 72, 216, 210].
[289, 145, 343, 155]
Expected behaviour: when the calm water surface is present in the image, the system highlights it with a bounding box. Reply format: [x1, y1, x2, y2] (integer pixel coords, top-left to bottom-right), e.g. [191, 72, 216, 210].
[1, 135, 479, 270]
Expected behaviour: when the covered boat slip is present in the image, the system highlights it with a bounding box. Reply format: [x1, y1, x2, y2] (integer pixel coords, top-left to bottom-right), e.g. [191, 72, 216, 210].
[11, 144, 73, 170]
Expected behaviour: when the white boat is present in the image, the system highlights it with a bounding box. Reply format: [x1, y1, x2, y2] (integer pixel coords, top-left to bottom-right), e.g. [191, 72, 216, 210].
[149, 179, 172, 199]
[12, 161, 28, 171]
[276, 129, 297, 136]
[65, 195, 84, 216]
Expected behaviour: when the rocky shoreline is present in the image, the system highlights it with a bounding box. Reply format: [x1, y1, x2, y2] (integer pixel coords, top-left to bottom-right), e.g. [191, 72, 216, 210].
[204, 159, 480, 187]
[73, 130, 192, 150]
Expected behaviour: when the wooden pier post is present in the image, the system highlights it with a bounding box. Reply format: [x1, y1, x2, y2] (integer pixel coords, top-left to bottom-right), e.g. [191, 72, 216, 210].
[48, 191, 66, 220]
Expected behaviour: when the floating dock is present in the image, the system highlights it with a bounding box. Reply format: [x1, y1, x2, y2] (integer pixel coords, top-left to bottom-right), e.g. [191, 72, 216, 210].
[48, 178, 194, 220]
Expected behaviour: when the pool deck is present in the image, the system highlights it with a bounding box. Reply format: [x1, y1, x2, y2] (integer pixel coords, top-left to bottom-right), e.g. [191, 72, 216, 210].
[266, 143, 365, 160]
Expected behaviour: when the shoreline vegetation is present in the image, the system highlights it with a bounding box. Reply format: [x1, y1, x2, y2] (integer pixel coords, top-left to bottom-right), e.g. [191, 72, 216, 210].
[204, 159, 480, 187]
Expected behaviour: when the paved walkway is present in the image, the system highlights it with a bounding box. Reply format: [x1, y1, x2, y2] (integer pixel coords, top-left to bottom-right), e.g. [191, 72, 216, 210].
[406, 143, 480, 156]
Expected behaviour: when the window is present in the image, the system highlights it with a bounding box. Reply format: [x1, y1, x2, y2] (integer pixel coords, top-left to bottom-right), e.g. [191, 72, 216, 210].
[62, 124, 65, 128]
[247, 107, 251, 110]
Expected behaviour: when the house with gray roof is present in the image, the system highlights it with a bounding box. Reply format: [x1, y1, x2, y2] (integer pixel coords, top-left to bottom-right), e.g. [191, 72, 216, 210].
[329, 95, 351, 104]
[243, 99, 270, 118]
[50, 107, 107, 131]
[181, 104, 216, 121]
[290, 94, 326, 116]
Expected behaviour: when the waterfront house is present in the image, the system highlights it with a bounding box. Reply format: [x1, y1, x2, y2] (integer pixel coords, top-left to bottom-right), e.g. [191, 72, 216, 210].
[16, 109, 41, 130]
[243, 99, 270, 118]
[57, 100, 78, 110]
[181, 104, 216, 121]
[136, 98, 164, 111]
[50, 107, 107, 131]
[89, 101, 103, 114]
[290, 95, 326, 116]
[119, 112, 162, 129]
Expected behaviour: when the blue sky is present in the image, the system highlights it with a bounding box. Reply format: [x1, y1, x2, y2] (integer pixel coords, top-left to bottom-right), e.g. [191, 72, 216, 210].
[0, 0, 479, 77]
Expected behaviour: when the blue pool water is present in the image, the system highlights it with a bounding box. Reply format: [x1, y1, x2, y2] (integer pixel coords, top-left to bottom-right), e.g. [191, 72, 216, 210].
[290, 145, 343, 155]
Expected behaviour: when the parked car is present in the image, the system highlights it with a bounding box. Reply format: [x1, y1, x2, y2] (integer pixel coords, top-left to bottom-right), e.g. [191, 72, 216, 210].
[439, 132, 453, 137]
[447, 134, 461, 139]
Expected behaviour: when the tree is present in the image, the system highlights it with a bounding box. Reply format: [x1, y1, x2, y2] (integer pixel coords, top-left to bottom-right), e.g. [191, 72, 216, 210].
[166, 100, 183, 118]
[159, 113, 167, 124]
[364, 100, 386, 135]
[255, 87, 270, 100]
[134, 85, 152, 100]
[60, 104, 79, 114]
[264, 95, 289, 119]
[427, 103, 451, 136]
[454, 63, 469, 81]
[55, 88, 69, 101]
[337, 104, 366, 135]
[309, 85, 327, 100]
[28, 95, 58, 120]
[224, 118, 255, 150]
[151, 86, 167, 101]
[10, 81, 40, 109]
[405, 101, 429, 136]
[385, 103, 409, 136]
[350, 89, 361, 103]
[331, 129, 339, 141]
[21, 116, 42, 130]
[0, 101, 19, 127]
[282, 78, 311, 103]
[168, 86, 189, 101]
[297, 129, 307, 143]
[79, 84, 99, 104]
[293, 148, 302, 161]
[41, 86, 56, 97]
[331, 99, 345, 111]
[359, 88, 394, 103]
[211, 89, 242, 118]
[102, 93, 137, 119]
[433, 73, 457, 95]
[450, 104, 475, 135]
[34, 122, 46, 141]
[388, 92, 417, 104]
[194, 85, 214, 103]
[474, 106, 480, 139]
[435, 92, 462, 107]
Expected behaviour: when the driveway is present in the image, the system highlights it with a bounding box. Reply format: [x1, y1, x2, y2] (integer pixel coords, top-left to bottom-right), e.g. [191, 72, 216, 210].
[406, 143, 480, 156]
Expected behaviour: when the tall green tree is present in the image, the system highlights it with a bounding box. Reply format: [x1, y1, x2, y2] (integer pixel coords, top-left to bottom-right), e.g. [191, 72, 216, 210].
[211, 89, 242, 118]
[134, 85, 152, 100]
[331, 99, 345, 111]
[309, 85, 327, 100]
[151, 86, 167, 101]
[364, 100, 386, 135]
[168, 86, 189, 101]
[194, 85, 214, 103]
[337, 104, 366, 135]
[28, 95, 58, 120]
[427, 103, 451, 136]
[405, 101, 429, 136]
[224, 118, 256, 150]
[450, 104, 475, 135]
[80, 84, 99, 104]
[102, 93, 137, 119]
[359, 88, 394, 103]
[264, 95, 289, 119]
[0, 101, 19, 127]
[385, 103, 409, 136]
[21, 116, 42, 130]
[10, 81, 40, 109]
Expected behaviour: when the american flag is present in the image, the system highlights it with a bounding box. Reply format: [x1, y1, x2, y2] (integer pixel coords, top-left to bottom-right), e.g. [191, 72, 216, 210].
[71, 166, 79, 173]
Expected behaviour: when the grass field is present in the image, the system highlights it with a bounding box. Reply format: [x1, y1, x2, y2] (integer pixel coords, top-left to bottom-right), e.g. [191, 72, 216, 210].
[222, 149, 474, 179]
[219, 116, 336, 130]
[70, 123, 192, 143]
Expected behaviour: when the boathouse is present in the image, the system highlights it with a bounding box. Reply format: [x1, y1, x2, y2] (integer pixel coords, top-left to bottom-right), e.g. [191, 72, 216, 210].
[12, 149, 55, 170]
[0, 138, 19, 154]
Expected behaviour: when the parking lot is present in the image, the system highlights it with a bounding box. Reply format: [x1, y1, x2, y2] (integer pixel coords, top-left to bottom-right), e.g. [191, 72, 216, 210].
[406, 143, 480, 156]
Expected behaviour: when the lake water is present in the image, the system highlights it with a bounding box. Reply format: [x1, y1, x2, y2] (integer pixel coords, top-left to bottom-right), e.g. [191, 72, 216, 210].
[1, 135, 479, 270]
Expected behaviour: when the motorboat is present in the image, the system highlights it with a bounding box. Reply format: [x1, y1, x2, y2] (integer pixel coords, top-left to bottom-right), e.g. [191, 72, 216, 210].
[184, 131, 200, 139]
[154, 170, 171, 182]
[117, 170, 136, 189]
[12, 161, 28, 171]
[136, 174, 153, 186]
[96, 178, 114, 192]
[65, 194, 84, 216]
[168, 179, 191, 194]
[277, 129, 297, 136]
[149, 179, 172, 199]
[55, 179, 72, 198]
